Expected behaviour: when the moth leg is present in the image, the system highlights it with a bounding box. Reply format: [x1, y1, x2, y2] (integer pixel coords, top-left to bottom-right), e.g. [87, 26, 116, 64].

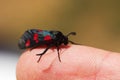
[30, 42, 43, 51]
[30, 44, 39, 51]
[56, 44, 61, 62]
[36, 45, 52, 63]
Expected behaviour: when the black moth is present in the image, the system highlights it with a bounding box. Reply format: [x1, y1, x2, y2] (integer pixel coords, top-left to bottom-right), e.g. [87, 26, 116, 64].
[18, 29, 78, 62]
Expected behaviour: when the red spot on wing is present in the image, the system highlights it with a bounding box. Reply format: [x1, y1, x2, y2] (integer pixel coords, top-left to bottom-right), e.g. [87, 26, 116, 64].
[33, 33, 39, 43]
[44, 35, 51, 41]
[25, 39, 30, 47]
[33, 33, 38, 40]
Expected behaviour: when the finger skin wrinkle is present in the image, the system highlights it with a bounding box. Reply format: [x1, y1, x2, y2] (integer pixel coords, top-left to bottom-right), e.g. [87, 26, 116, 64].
[96, 52, 120, 80]
[95, 51, 111, 80]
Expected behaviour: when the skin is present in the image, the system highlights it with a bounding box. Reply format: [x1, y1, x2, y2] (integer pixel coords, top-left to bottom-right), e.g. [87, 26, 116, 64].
[16, 45, 120, 80]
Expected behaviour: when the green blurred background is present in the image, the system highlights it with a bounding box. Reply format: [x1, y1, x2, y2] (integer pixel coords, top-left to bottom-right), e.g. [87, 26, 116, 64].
[0, 0, 120, 52]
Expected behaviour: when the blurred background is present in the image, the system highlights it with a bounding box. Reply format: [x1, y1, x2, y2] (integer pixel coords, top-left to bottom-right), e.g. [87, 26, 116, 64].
[0, 0, 120, 80]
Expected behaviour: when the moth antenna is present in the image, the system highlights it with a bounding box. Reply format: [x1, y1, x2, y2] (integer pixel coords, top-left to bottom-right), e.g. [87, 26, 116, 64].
[66, 32, 76, 37]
